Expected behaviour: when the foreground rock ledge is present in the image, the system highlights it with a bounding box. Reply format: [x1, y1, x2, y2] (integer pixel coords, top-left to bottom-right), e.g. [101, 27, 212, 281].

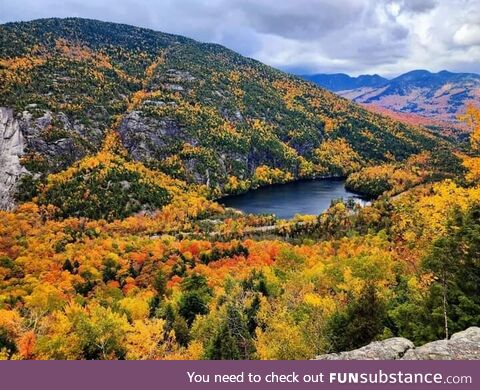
[315, 327, 480, 360]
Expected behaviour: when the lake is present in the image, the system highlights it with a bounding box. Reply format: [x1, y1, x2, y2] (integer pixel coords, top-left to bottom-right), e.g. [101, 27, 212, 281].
[220, 179, 366, 219]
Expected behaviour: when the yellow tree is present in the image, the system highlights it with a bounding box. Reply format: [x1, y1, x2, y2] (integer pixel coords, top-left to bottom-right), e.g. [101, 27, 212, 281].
[462, 105, 480, 151]
[461, 105, 480, 181]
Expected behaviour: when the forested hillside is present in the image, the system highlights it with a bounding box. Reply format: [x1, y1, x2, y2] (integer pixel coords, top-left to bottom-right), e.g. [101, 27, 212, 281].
[0, 18, 452, 204]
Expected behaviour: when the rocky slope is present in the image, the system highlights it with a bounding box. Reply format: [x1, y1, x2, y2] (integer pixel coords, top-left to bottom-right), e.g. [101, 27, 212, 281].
[315, 327, 480, 360]
[0, 108, 27, 210]
[0, 18, 452, 211]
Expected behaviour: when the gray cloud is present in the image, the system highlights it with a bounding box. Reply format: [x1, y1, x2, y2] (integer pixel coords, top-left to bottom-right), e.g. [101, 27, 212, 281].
[238, 0, 366, 40]
[399, 0, 438, 13]
[0, 0, 479, 76]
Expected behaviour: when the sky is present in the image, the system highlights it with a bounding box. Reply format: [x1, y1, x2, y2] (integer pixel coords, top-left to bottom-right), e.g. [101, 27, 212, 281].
[1, 0, 480, 77]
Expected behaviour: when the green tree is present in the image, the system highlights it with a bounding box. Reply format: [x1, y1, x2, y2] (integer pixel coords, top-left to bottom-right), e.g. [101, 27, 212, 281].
[326, 283, 386, 352]
[178, 274, 212, 326]
[205, 304, 254, 360]
[422, 204, 480, 340]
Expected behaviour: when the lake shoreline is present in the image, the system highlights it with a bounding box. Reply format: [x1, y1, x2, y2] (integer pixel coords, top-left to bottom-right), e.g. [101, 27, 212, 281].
[219, 177, 369, 219]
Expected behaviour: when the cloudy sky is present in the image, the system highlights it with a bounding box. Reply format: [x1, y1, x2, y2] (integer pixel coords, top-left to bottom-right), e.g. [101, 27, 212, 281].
[1, 0, 480, 77]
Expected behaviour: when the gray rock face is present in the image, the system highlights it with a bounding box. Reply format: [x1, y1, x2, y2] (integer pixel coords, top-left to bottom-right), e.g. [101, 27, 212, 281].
[315, 338, 414, 360]
[0, 106, 99, 210]
[118, 110, 248, 186]
[19, 110, 91, 172]
[119, 110, 195, 162]
[402, 327, 480, 360]
[0, 107, 28, 210]
[315, 327, 480, 360]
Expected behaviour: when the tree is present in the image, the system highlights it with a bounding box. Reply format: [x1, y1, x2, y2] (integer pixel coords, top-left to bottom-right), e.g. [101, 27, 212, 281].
[205, 320, 241, 360]
[325, 283, 386, 352]
[69, 304, 130, 360]
[423, 237, 456, 339]
[153, 269, 168, 297]
[422, 204, 480, 340]
[125, 319, 165, 360]
[178, 274, 212, 326]
[205, 304, 254, 360]
[0, 328, 17, 358]
[461, 104, 480, 151]
[460, 105, 480, 181]
[178, 292, 210, 326]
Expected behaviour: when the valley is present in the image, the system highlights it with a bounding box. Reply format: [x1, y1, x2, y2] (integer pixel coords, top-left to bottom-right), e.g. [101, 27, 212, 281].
[0, 18, 479, 361]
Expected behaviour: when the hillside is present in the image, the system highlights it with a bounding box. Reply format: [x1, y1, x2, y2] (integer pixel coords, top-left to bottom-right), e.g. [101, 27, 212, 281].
[0, 18, 450, 211]
[304, 70, 480, 135]
[1, 153, 480, 360]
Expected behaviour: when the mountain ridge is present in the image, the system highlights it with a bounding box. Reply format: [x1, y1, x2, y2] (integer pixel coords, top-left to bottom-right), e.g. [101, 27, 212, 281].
[301, 73, 388, 92]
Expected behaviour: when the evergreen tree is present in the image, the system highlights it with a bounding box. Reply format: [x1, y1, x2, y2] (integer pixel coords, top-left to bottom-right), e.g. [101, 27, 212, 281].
[205, 304, 254, 360]
[422, 204, 480, 339]
[178, 274, 212, 326]
[326, 283, 386, 352]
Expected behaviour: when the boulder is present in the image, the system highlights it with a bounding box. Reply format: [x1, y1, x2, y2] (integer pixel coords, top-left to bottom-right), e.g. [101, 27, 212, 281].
[315, 337, 414, 360]
[315, 327, 480, 360]
[402, 327, 480, 360]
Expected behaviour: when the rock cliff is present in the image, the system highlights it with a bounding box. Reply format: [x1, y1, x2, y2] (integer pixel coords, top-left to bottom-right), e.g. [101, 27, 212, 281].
[315, 327, 480, 360]
[0, 107, 27, 210]
[0, 106, 94, 210]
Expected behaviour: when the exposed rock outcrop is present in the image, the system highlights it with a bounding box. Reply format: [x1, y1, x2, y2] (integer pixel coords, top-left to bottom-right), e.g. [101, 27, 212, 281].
[0, 107, 27, 210]
[118, 110, 247, 186]
[19, 110, 93, 171]
[316, 337, 414, 360]
[0, 106, 98, 210]
[315, 327, 480, 360]
[402, 327, 480, 360]
[119, 110, 196, 162]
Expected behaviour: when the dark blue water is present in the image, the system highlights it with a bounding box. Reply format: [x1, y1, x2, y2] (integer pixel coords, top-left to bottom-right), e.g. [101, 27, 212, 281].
[220, 179, 366, 219]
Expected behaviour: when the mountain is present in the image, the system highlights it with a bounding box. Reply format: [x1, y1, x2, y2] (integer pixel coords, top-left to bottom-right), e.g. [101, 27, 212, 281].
[302, 73, 388, 92]
[304, 70, 480, 134]
[1, 18, 479, 363]
[0, 18, 449, 212]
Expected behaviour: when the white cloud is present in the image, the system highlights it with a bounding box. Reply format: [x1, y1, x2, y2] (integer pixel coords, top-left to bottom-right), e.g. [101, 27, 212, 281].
[454, 24, 480, 46]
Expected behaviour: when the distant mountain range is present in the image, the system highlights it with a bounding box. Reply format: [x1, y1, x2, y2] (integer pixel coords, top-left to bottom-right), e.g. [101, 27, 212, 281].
[302, 73, 388, 92]
[302, 70, 480, 135]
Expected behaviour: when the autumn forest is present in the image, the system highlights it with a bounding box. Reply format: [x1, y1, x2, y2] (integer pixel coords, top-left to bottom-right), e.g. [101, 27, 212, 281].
[0, 18, 480, 360]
